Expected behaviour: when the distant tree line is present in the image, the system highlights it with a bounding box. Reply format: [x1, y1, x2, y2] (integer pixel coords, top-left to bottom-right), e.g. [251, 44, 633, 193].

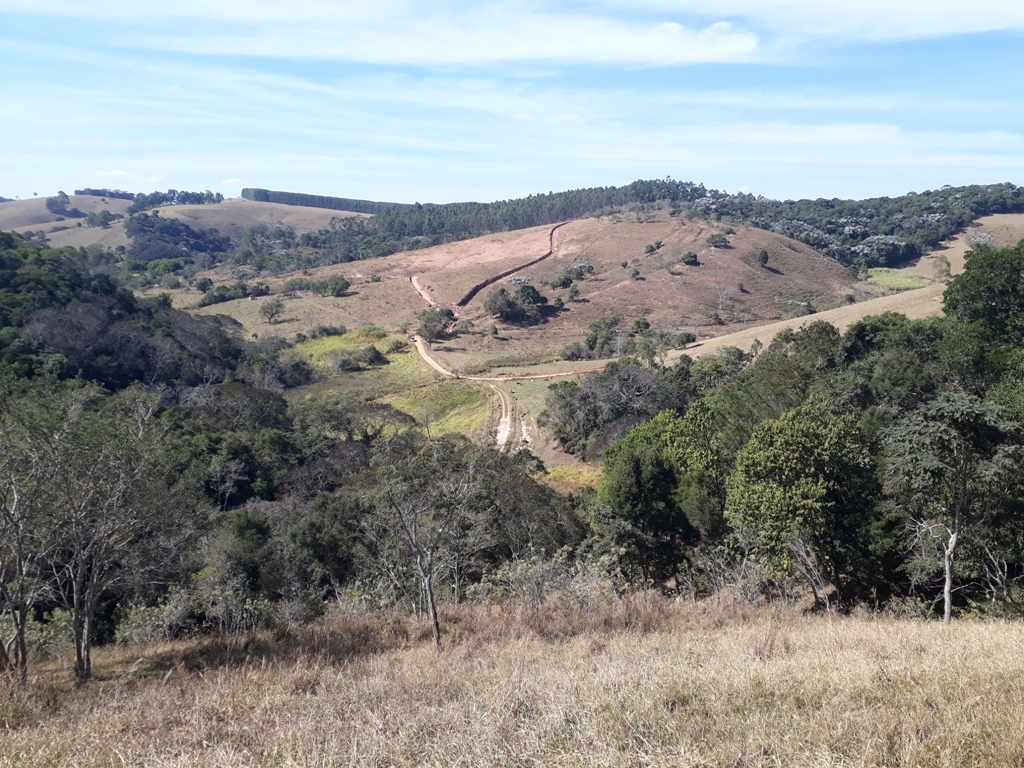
[242, 188, 413, 215]
[126, 189, 224, 214]
[238, 181, 1024, 273]
[73, 188, 137, 201]
[701, 182, 1024, 269]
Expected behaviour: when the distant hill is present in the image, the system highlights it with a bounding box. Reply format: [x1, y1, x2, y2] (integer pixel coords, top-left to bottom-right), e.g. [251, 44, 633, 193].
[3, 179, 1023, 306]
[241, 180, 1024, 271]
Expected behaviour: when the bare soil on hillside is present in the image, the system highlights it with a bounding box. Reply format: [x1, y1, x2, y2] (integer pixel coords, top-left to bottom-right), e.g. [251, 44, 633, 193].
[176, 213, 873, 360]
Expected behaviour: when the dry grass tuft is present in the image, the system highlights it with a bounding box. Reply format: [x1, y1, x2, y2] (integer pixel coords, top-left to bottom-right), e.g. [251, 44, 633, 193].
[3, 602, 1024, 767]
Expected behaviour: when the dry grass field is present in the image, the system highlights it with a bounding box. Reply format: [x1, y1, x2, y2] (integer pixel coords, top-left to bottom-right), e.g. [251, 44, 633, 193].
[905, 213, 1024, 279]
[1, 197, 361, 252]
[3, 604, 1024, 767]
[0, 195, 133, 230]
[153, 198, 365, 241]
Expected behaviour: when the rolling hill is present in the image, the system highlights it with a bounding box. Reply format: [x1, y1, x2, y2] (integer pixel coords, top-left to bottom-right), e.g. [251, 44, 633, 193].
[2, 196, 364, 252]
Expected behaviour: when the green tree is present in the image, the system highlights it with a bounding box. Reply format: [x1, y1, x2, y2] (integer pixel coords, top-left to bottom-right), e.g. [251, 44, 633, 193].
[417, 307, 454, 342]
[258, 296, 286, 324]
[943, 240, 1024, 344]
[883, 391, 1022, 622]
[311, 275, 351, 297]
[598, 405, 725, 582]
[726, 401, 878, 608]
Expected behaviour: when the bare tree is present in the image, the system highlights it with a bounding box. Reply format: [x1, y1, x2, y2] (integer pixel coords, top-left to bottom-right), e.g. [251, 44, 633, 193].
[0, 393, 64, 682]
[44, 385, 184, 677]
[370, 439, 480, 647]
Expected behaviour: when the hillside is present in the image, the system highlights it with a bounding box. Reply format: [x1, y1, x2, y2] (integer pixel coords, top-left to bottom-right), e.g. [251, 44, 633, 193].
[2, 197, 362, 252]
[0, 195, 133, 231]
[177, 213, 867, 360]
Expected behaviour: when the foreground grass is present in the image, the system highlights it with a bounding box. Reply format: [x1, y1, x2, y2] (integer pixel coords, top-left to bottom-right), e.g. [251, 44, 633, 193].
[3, 604, 1024, 767]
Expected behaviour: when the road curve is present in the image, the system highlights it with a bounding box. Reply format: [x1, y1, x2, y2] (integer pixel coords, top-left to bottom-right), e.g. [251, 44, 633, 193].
[455, 221, 569, 307]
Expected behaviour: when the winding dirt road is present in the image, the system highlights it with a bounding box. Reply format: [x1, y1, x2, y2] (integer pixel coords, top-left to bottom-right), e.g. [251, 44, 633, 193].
[407, 220, 960, 450]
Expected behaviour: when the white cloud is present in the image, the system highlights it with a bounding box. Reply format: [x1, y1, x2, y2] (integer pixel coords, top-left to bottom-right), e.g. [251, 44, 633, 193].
[95, 168, 136, 178]
[148, 16, 755, 66]
[146, 174, 164, 183]
[221, 177, 242, 186]
[2, 2, 757, 66]
[616, 0, 1024, 41]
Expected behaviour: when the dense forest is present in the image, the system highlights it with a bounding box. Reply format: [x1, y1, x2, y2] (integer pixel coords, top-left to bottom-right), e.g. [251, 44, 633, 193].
[2, 222, 1023, 680]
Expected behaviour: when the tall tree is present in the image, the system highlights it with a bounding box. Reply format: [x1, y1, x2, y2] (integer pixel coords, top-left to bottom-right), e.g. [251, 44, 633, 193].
[0, 386, 61, 681]
[726, 400, 879, 608]
[45, 384, 187, 677]
[883, 391, 1022, 622]
[369, 437, 481, 647]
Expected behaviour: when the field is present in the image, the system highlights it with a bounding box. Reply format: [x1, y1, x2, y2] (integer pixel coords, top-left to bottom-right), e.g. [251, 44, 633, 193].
[867, 268, 930, 290]
[3, 605, 1024, 767]
[903, 213, 1024, 280]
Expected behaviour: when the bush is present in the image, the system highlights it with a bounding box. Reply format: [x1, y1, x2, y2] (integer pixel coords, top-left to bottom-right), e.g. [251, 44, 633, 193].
[283, 277, 313, 291]
[307, 324, 347, 339]
[561, 341, 589, 361]
[551, 273, 574, 289]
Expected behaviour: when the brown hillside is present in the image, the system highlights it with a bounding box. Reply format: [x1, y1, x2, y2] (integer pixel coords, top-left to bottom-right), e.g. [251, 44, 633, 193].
[153, 198, 367, 240]
[171, 213, 868, 366]
[0, 195, 132, 230]
[3, 197, 366, 251]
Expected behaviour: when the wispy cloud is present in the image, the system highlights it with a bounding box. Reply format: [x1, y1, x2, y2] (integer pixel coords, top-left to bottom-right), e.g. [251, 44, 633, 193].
[2, 1, 758, 66]
[2, 1, 1022, 201]
[615, 0, 1024, 41]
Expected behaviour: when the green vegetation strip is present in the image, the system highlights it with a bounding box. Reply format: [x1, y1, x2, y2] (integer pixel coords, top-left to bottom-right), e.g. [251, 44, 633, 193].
[866, 268, 929, 290]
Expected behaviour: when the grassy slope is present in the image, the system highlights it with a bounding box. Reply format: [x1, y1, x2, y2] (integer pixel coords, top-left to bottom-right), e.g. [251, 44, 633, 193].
[0, 195, 133, 230]
[1, 197, 362, 252]
[4, 606, 1024, 767]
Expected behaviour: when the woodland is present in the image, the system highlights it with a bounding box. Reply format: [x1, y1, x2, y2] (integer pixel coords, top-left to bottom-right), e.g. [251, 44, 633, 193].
[1, 200, 1024, 687]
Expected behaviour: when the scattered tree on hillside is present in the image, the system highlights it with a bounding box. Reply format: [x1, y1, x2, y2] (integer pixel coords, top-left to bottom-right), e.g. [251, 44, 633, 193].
[483, 285, 549, 325]
[310, 275, 350, 297]
[259, 296, 286, 324]
[417, 307, 454, 342]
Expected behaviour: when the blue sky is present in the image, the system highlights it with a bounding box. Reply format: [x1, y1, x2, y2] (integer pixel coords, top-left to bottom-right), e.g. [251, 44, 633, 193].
[2, 1, 1024, 203]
